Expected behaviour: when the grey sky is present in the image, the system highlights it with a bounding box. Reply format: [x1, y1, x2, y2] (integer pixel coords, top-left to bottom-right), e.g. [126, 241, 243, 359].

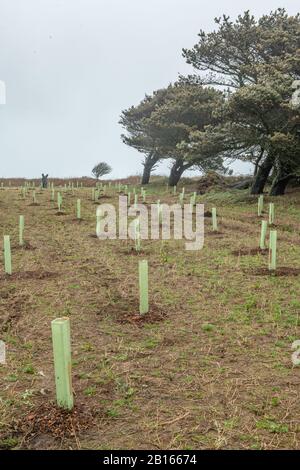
[0, 0, 298, 179]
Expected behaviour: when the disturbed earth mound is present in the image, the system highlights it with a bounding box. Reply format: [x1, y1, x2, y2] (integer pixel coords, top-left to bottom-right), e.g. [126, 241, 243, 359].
[197, 172, 253, 194]
[197, 172, 228, 194]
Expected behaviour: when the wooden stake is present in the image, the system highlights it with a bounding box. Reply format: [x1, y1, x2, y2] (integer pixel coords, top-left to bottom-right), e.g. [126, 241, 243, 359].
[51, 317, 74, 410]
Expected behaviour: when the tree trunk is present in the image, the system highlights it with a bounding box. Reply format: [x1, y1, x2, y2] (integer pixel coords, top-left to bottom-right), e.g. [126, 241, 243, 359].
[141, 164, 152, 185]
[168, 158, 192, 186]
[269, 177, 292, 196]
[253, 149, 264, 177]
[250, 154, 273, 195]
[141, 154, 160, 185]
[269, 166, 294, 196]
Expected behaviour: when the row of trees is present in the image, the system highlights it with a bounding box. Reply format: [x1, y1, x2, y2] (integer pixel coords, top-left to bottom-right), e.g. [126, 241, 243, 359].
[120, 9, 300, 195]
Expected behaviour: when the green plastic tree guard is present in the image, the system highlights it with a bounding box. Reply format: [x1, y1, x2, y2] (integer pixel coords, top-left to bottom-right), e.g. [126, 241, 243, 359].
[77, 199, 81, 219]
[135, 219, 141, 252]
[51, 317, 74, 410]
[4, 235, 12, 275]
[19, 215, 24, 246]
[57, 193, 63, 211]
[139, 260, 149, 315]
[268, 230, 277, 271]
[269, 203, 275, 225]
[212, 207, 218, 231]
[259, 220, 267, 250]
[258, 195, 264, 216]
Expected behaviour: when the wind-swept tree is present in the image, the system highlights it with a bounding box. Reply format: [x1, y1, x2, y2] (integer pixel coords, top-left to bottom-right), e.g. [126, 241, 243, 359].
[145, 81, 225, 185]
[120, 82, 225, 186]
[92, 162, 112, 179]
[120, 89, 169, 184]
[183, 9, 300, 194]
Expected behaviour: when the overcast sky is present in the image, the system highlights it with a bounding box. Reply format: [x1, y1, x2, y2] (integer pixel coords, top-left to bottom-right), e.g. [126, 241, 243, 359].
[0, 0, 298, 179]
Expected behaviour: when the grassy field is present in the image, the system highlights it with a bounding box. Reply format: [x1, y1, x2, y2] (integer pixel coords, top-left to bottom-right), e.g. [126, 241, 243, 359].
[0, 182, 300, 450]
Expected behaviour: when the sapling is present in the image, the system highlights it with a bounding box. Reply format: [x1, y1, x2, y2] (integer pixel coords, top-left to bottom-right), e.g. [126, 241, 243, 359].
[134, 194, 138, 209]
[3, 235, 12, 275]
[127, 192, 131, 206]
[139, 260, 149, 315]
[212, 207, 218, 231]
[173, 186, 177, 195]
[268, 230, 277, 271]
[259, 220, 268, 250]
[32, 191, 37, 204]
[19, 215, 24, 246]
[51, 317, 74, 410]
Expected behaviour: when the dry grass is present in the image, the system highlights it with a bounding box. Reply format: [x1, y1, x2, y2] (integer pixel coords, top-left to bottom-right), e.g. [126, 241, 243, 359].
[0, 183, 300, 450]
